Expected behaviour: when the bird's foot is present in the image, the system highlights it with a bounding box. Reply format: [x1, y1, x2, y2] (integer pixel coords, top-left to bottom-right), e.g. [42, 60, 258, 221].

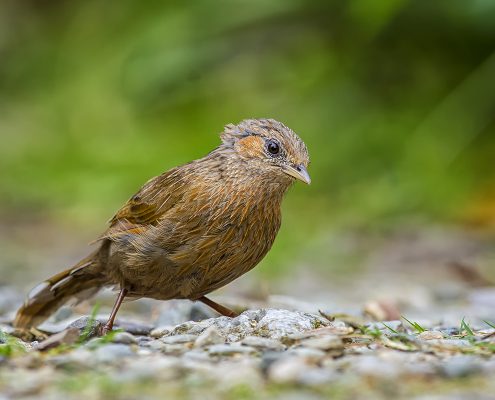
[99, 324, 113, 336]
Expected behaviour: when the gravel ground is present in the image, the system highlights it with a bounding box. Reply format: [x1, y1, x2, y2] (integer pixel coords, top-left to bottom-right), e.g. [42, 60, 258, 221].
[1, 292, 494, 400]
[1, 224, 494, 399]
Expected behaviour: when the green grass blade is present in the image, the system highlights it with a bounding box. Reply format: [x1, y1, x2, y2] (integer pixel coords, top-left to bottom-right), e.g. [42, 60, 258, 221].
[401, 316, 426, 333]
[460, 317, 475, 337]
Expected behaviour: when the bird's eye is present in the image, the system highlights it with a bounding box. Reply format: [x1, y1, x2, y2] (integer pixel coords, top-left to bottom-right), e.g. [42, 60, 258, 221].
[266, 140, 280, 156]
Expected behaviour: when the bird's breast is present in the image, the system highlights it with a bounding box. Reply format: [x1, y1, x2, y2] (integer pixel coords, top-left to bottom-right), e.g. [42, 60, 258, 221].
[164, 184, 284, 295]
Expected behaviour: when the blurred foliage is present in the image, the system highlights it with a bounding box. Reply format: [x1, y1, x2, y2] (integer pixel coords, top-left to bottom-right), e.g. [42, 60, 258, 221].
[1, 0, 495, 274]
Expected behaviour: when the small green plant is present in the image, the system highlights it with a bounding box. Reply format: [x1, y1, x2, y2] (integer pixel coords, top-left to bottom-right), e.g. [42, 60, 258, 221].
[482, 320, 495, 330]
[0, 330, 26, 357]
[362, 326, 382, 339]
[78, 303, 100, 344]
[382, 322, 399, 334]
[460, 317, 475, 337]
[401, 316, 426, 333]
[99, 328, 124, 344]
[474, 341, 495, 354]
[76, 304, 125, 346]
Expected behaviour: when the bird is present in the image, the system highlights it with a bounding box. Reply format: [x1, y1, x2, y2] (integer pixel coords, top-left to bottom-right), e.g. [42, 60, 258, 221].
[14, 118, 310, 334]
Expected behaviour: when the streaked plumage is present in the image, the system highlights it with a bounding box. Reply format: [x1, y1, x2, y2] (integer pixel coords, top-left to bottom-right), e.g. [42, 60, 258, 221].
[14, 119, 310, 330]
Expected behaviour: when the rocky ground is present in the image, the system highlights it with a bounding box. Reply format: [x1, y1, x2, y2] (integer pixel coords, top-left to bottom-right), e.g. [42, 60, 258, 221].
[1, 292, 494, 400]
[1, 224, 495, 399]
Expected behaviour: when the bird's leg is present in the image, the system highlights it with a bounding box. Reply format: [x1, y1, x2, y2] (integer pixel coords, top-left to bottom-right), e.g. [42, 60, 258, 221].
[197, 296, 238, 318]
[101, 288, 128, 335]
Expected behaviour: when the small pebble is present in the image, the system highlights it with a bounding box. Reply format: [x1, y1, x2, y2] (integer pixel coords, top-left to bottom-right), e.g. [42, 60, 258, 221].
[147, 340, 166, 351]
[287, 347, 326, 360]
[94, 344, 135, 363]
[112, 332, 138, 345]
[441, 355, 483, 378]
[208, 344, 257, 356]
[300, 335, 343, 351]
[268, 356, 312, 384]
[48, 348, 93, 368]
[150, 326, 172, 338]
[68, 316, 103, 339]
[161, 334, 198, 344]
[428, 339, 472, 348]
[115, 321, 154, 336]
[194, 326, 224, 348]
[161, 343, 191, 354]
[240, 336, 285, 351]
[418, 331, 444, 340]
[36, 328, 80, 351]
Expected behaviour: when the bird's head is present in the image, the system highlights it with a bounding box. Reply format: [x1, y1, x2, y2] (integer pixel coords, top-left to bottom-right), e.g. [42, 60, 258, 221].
[220, 119, 311, 185]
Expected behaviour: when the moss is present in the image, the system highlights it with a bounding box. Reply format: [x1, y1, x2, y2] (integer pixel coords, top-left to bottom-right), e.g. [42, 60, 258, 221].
[0, 331, 27, 358]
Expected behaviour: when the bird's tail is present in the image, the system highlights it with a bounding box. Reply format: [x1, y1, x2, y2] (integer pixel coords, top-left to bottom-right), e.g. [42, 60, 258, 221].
[13, 249, 108, 329]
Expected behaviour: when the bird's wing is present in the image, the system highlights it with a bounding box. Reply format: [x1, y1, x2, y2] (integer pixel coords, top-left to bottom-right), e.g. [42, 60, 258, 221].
[99, 168, 187, 241]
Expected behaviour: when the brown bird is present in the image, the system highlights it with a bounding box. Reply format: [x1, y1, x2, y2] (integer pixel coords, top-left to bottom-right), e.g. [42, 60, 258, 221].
[14, 119, 310, 333]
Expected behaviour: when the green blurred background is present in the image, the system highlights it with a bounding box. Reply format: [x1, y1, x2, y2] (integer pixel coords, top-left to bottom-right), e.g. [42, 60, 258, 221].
[1, 0, 495, 282]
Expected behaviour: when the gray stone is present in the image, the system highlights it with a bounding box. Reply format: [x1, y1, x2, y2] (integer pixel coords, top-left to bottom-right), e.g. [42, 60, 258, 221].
[260, 351, 286, 374]
[0, 366, 56, 396]
[428, 339, 472, 348]
[182, 349, 212, 362]
[136, 348, 153, 356]
[194, 326, 224, 348]
[208, 344, 258, 356]
[161, 309, 328, 343]
[48, 347, 94, 368]
[112, 332, 138, 345]
[68, 316, 103, 339]
[441, 355, 483, 378]
[161, 343, 191, 354]
[136, 336, 153, 345]
[203, 359, 263, 389]
[242, 309, 326, 341]
[403, 360, 438, 377]
[440, 327, 460, 336]
[268, 356, 312, 383]
[36, 328, 80, 351]
[252, 309, 329, 339]
[297, 368, 338, 386]
[114, 356, 179, 381]
[94, 343, 135, 363]
[161, 334, 198, 344]
[150, 326, 172, 338]
[240, 336, 285, 351]
[482, 358, 495, 374]
[348, 354, 401, 379]
[286, 347, 326, 360]
[147, 340, 166, 351]
[170, 320, 210, 336]
[115, 320, 154, 336]
[300, 335, 343, 351]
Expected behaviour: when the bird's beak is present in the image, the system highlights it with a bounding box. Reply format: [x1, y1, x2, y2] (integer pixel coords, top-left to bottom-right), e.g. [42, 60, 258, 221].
[283, 164, 311, 185]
